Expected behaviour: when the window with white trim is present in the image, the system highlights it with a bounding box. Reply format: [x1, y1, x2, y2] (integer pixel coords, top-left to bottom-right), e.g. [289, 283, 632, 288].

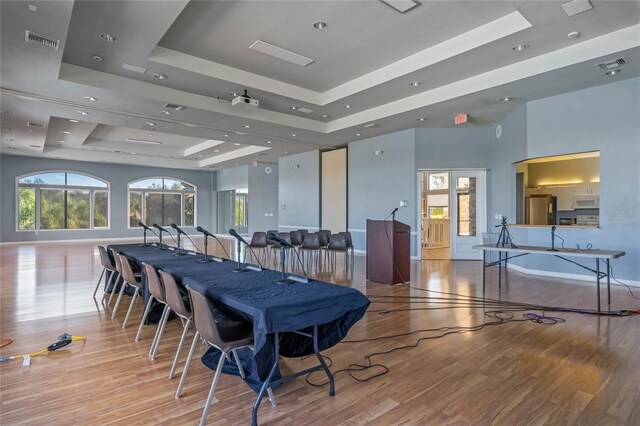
[128, 178, 196, 228]
[17, 172, 109, 230]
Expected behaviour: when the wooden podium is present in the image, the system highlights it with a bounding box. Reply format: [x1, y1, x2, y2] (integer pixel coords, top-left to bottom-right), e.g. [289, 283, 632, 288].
[366, 219, 410, 284]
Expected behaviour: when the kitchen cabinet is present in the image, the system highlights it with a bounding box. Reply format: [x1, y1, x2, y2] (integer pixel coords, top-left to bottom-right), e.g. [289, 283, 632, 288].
[574, 183, 599, 196]
[556, 186, 575, 211]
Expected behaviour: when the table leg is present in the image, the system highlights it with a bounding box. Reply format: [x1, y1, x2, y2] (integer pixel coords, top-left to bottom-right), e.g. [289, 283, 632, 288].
[252, 333, 280, 426]
[606, 259, 611, 309]
[498, 252, 502, 291]
[482, 250, 486, 297]
[313, 325, 335, 396]
[596, 258, 601, 313]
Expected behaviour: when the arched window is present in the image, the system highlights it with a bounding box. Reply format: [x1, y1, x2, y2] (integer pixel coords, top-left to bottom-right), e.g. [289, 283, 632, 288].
[17, 172, 109, 230]
[128, 177, 196, 228]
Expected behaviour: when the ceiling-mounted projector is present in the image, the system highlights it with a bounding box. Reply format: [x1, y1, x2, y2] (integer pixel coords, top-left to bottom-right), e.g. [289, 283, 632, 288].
[232, 89, 259, 107]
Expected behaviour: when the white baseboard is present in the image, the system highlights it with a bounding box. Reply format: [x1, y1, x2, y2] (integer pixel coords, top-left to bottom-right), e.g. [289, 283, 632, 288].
[506, 262, 640, 287]
[0, 233, 212, 246]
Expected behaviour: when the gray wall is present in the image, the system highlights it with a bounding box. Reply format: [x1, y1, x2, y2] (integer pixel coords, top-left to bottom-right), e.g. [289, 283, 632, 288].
[216, 166, 248, 191]
[248, 164, 279, 236]
[278, 150, 321, 231]
[1, 154, 215, 242]
[517, 78, 640, 281]
[348, 129, 417, 255]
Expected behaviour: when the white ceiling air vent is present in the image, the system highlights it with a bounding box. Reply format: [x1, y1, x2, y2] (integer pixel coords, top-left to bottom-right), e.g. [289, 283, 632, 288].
[163, 103, 186, 111]
[363, 122, 380, 128]
[596, 58, 626, 70]
[296, 107, 314, 114]
[27, 121, 46, 128]
[25, 31, 60, 50]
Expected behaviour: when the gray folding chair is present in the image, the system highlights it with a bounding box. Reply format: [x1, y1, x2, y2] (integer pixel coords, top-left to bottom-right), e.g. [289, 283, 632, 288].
[176, 284, 275, 425]
[96, 245, 117, 300]
[112, 253, 142, 329]
[135, 263, 167, 344]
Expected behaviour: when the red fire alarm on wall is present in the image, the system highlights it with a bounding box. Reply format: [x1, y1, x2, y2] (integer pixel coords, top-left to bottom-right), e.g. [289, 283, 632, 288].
[454, 113, 468, 125]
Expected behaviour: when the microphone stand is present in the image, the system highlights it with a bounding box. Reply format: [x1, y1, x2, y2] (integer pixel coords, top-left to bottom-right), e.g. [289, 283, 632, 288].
[199, 235, 212, 263]
[232, 239, 248, 273]
[155, 229, 167, 251]
[548, 226, 559, 252]
[173, 231, 186, 256]
[392, 210, 396, 221]
[140, 228, 150, 247]
[274, 244, 294, 284]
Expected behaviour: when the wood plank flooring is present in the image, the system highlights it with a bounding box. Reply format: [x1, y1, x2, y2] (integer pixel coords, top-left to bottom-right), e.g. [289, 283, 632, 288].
[1, 239, 638, 425]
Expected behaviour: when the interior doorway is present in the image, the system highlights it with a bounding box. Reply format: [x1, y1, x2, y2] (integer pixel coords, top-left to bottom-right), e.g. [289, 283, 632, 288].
[421, 171, 451, 260]
[419, 169, 487, 261]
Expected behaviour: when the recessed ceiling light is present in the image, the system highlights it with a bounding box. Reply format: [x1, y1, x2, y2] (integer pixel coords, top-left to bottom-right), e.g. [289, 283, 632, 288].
[291, 133, 296, 137]
[153, 73, 168, 80]
[58, 140, 67, 144]
[160, 110, 171, 115]
[290, 106, 298, 110]
[283, 151, 289, 154]
[224, 134, 229, 137]
[356, 133, 362, 136]
[605, 69, 621, 76]
[313, 21, 328, 30]
[99, 33, 117, 42]
[266, 140, 272, 144]
[62, 130, 72, 134]
[418, 117, 427, 122]
[146, 122, 155, 126]
[344, 104, 352, 109]
[214, 149, 220, 153]
[77, 110, 88, 115]
[243, 125, 250, 129]
[512, 43, 529, 52]
[146, 133, 153, 137]
[321, 114, 329, 118]
[234, 143, 241, 146]
[83, 96, 97, 102]
[567, 31, 580, 39]
[130, 152, 137, 155]
[69, 119, 79, 123]
[500, 97, 512, 102]
[92, 55, 103, 62]
[410, 81, 421, 87]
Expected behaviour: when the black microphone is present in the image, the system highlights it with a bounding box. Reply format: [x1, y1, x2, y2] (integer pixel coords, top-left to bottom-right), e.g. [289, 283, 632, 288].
[138, 221, 152, 231]
[229, 228, 248, 245]
[267, 232, 292, 248]
[197, 226, 215, 238]
[391, 207, 398, 215]
[153, 223, 168, 233]
[171, 223, 186, 235]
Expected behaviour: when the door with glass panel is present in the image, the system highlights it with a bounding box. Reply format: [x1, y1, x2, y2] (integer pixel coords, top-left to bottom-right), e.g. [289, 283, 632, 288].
[450, 170, 486, 260]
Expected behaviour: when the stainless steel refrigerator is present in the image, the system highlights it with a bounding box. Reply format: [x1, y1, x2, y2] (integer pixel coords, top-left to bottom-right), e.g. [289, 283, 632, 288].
[525, 195, 557, 225]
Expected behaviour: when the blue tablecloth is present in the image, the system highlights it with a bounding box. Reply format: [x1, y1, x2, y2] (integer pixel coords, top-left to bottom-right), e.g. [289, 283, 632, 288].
[108, 243, 370, 388]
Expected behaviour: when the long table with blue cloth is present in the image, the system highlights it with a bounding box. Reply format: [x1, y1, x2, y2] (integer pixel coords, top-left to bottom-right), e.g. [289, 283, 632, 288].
[107, 243, 370, 425]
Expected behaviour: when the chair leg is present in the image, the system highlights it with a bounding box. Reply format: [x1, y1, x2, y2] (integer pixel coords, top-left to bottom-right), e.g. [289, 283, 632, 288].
[176, 331, 200, 399]
[267, 388, 277, 407]
[101, 271, 113, 304]
[231, 349, 245, 379]
[107, 272, 121, 305]
[169, 318, 191, 379]
[135, 296, 156, 341]
[93, 268, 105, 298]
[111, 280, 128, 320]
[149, 304, 169, 356]
[122, 287, 140, 329]
[150, 305, 171, 360]
[199, 352, 227, 426]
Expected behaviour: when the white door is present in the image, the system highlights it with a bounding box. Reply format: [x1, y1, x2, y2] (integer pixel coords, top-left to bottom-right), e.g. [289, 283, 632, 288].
[450, 170, 486, 260]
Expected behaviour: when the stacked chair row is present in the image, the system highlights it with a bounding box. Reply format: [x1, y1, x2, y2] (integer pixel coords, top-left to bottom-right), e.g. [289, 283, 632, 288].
[246, 230, 354, 273]
[94, 246, 276, 425]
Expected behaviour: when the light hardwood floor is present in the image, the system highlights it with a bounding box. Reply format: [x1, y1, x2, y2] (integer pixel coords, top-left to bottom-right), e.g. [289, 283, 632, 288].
[1, 239, 638, 425]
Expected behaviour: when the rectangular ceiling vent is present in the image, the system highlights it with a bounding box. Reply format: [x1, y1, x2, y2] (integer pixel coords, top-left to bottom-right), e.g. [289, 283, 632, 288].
[363, 122, 380, 128]
[25, 31, 60, 50]
[596, 58, 626, 70]
[296, 107, 314, 114]
[249, 40, 314, 67]
[27, 121, 46, 128]
[122, 63, 147, 74]
[163, 103, 186, 111]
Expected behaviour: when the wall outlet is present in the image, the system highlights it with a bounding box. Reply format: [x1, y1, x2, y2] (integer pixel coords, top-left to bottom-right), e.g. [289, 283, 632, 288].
[495, 213, 503, 220]
[400, 200, 409, 207]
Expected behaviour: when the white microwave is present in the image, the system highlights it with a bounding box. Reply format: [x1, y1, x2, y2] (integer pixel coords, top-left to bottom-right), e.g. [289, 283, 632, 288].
[574, 195, 599, 209]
